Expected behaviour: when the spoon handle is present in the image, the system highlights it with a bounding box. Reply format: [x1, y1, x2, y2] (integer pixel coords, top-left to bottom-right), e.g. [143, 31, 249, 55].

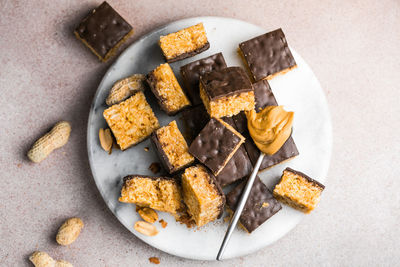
[216, 152, 265, 261]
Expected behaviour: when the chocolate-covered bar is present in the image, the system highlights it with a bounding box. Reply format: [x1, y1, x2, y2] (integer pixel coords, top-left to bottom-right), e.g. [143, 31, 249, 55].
[159, 23, 210, 63]
[74, 1, 133, 62]
[151, 120, 194, 174]
[226, 176, 281, 233]
[273, 168, 325, 213]
[181, 105, 210, 142]
[189, 118, 245, 176]
[239, 28, 296, 81]
[103, 92, 159, 150]
[147, 63, 191, 115]
[216, 144, 252, 187]
[119, 175, 183, 214]
[232, 80, 299, 171]
[199, 67, 255, 118]
[181, 165, 225, 227]
[180, 53, 227, 105]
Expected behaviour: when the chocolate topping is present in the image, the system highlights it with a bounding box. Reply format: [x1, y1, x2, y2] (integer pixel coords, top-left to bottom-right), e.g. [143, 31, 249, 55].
[188, 118, 242, 175]
[226, 176, 282, 233]
[181, 105, 210, 142]
[180, 53, 227, 105]
[200, 67, 253, 100]
[216, 144, 253, 187]
[75, 2, 132, 58]
[245, 133, 299, 171]
[122, 175, 176, 185]
[283, 167, 325, 189]
[239, 28, 296, 81]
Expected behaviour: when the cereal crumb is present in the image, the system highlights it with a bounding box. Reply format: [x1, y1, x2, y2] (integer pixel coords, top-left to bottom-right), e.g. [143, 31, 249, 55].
[149, 162, 161, 174]
[149, 257, 160, 264]
[159, 219, 168, 228]
[144, 147, 149, 151]
[17, 163, 22, 168]
[175, 212, 195, 229]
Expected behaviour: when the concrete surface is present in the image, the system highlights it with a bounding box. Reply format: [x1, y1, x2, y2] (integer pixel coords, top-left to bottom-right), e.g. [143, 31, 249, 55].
[0, 0, 399, 266]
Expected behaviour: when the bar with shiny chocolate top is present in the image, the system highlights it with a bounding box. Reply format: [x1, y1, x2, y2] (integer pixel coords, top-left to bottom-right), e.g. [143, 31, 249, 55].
[188, 118, 245, 176]
[199, 67, 255, 118]
[226, 176, 282, 233]
[74, 1, 133, 62]
[239, 28, 296, 81]
[180, 53, 227, 105]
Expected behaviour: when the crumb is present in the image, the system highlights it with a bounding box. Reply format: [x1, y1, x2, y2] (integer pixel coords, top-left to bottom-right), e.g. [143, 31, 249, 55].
[149, 162, 161, 174]
[159, 219, 167, 228]
[144, 147, 149, 151]
[175, 212, 195, 229]
[262, 202, 269, 208]
[149, 257, 160, 264]
[17, 163, 22, 168]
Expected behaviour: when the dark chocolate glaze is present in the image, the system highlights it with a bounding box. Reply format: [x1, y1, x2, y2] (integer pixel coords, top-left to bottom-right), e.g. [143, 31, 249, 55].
[239, 28, 296, 81]
[283, 167, 325, 189]
[200, 67, 253, 100]
[188, 118, 242, 175]
[75, 1, 132, 58]
[180, 53, 227, 105]
[146, 70, 190, 116]
[216, 144, 253, 187]
[245, 133, 299, 171]
[226, 176, 282, 233]
[165, 42, 210, 63]
[181, 105, 210, 142]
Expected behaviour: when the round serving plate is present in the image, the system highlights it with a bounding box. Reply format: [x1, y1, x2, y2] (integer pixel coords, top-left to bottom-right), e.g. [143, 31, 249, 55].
[87, 16, 332, 260]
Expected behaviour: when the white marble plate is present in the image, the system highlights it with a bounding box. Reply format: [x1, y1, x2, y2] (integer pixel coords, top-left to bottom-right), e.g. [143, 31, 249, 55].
[87, 16, 332, 261]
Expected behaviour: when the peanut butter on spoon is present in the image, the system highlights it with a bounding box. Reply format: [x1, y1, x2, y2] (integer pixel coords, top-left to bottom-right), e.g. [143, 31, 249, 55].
[246, 106, 294, 155]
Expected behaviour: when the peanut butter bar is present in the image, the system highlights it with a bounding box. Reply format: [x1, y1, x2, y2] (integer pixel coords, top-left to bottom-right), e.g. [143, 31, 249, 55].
[181, 165, 225, 227]
[189, 118, 245, 176]
[226, 176, 281, 233]
[159, 23, 210, 63]
[199, 67, 255, 118]
[147, 63, 191, 115]
[119, 175, 183, 214]
[273, 168, 325, 213]
[151, 120, 194, 174]
[103, 92, 159, 150]
[74, 2, 133, 62]
[239, 28, 296, 81]
[180, 53, 227, 105]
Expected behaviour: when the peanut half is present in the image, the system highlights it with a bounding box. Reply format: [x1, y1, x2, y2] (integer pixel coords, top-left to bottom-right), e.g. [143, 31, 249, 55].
[106, 74, 146, 106]
[27, 121, 71, 163]
[56, 217, 84, 246]
[138, 207, 158, 224]
[134, 221, 159, 236]
[29, 251, 73, 267]
[99, 128, 113, 153]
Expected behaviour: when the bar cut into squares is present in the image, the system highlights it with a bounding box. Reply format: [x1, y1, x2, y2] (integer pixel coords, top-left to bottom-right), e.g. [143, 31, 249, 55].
[151, 120, 194, 174]
[159, 23, 210, 63]
[239, 28, 297, 81]
[216, 143, 252, 187]
[180, 53, 227, 105]
[199, 67, 255, 118]
[147, 63, 191, 115]
[181, 165, 225, 227]
[103, 91, 159, 150]
[273, 168, 325, 213]
[226, 176, 282, 233]
[189, 118, 245, 176]
[181, 105, 210, 142]
[119, 175, 183, 214]
[74, 1, 134, 62]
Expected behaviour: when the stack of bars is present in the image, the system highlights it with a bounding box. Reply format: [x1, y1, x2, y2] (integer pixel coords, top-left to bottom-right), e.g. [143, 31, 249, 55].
[93, 18, 326, 231]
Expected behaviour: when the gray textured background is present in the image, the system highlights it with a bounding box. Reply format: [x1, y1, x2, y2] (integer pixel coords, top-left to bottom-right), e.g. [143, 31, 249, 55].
[0, 0, 399, 266]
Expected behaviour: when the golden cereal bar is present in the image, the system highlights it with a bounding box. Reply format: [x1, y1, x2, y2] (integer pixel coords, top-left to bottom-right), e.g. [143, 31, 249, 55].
[147, 63, 191, 115]
[159, 23, 210, 62]
[103, 92, 159, 150]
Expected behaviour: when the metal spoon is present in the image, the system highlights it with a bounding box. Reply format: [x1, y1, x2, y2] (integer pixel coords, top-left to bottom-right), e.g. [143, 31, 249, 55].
[216, 152, 265, 261]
